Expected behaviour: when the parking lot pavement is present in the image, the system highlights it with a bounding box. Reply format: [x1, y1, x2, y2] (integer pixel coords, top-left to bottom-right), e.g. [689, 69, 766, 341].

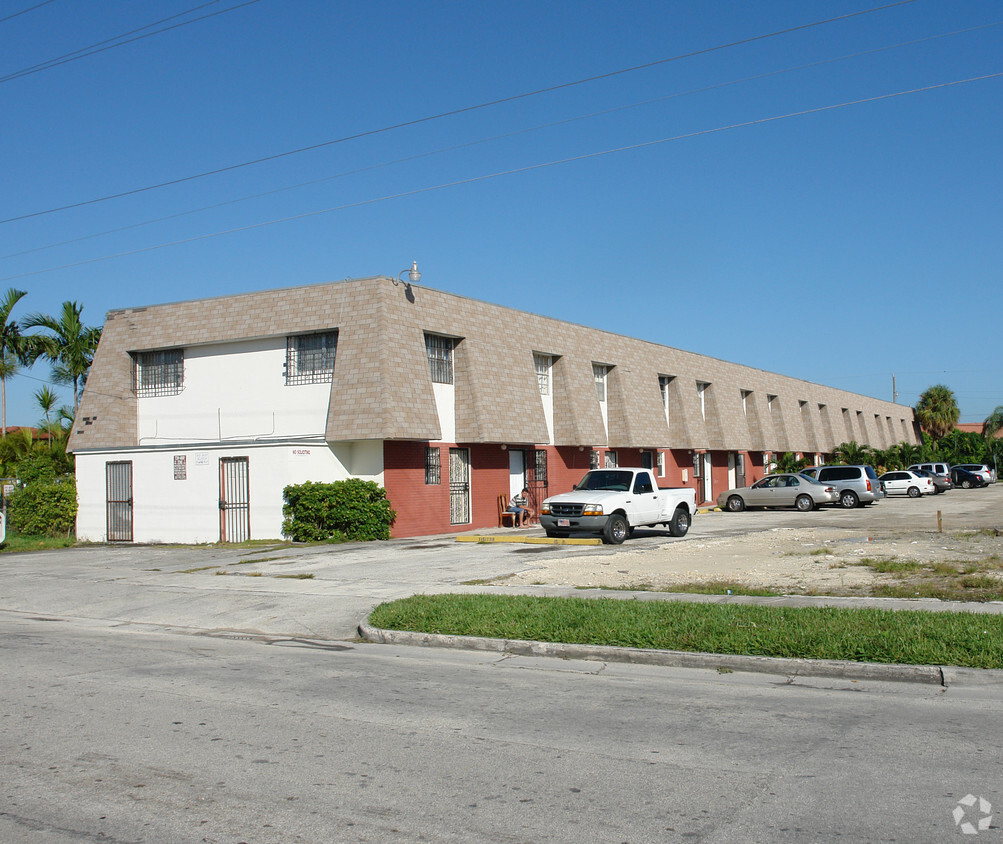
[0, 485, 999, 640]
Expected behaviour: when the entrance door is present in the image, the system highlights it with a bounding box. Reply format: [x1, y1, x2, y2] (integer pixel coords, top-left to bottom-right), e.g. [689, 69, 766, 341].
[106, 461, 133, 542]
[701, 453, 713, 503]
[735, 453, 746, 489]
[449, 448, 471, 525]
[219, 457, 250, 542]
[509, 449, 526, 500]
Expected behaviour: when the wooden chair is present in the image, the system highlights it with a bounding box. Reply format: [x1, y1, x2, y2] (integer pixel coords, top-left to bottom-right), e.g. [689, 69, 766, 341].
[498, 494, 517, 527]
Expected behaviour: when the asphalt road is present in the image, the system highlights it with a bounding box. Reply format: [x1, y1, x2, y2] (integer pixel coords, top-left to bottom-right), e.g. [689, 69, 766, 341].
[2, 614, 1001, 843]
[1, 486, 1001, 841]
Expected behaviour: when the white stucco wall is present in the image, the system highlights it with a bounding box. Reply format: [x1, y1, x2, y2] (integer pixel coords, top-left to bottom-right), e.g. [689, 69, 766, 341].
[137, 337, 331, 445]
[75, 440, 384, 544]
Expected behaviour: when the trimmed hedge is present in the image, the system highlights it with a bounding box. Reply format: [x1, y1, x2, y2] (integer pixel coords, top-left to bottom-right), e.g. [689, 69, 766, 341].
[282, 479, 396, 542]
[7, 477, 77, 537]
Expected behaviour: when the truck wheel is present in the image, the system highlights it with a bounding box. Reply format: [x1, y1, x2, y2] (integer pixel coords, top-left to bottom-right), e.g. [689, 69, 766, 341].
[668, 507, 691, 537]
[602, 515, 628, 545]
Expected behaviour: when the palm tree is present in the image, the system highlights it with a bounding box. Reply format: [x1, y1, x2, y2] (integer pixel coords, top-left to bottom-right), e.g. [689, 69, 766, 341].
[0, 287, 29, 437]
[35, 385, 60, 450]
[831, 440, 872, 465]
[984, 406, 1003, 439]
[22, 301, 101, 415]
[914, 384, 960, 443]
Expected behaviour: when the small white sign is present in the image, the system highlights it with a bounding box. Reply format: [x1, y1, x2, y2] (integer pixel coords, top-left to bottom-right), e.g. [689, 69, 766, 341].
[195, 452, 209, 465]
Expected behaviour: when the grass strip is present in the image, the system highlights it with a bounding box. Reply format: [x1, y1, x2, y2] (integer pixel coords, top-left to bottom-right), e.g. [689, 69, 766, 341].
[368, 593, 1003, 669]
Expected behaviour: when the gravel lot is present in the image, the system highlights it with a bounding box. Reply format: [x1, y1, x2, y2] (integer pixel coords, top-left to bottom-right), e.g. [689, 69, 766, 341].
[497, 485, 1003, 594]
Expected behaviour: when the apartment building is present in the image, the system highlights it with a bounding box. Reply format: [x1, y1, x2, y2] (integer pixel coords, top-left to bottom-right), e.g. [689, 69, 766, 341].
[69, 276, 918, 541]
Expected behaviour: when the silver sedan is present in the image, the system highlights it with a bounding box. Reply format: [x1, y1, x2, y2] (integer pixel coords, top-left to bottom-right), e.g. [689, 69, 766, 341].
[717, 473, 839, 513]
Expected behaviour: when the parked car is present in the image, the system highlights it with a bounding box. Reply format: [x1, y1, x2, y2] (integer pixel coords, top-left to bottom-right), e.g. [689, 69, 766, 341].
[878, 470, 935, 498]
[952, 463, 996, 484]
[907, 462, 951, 481]
[910, 468, 952, 493]
[950, 467, 988, 489]
[799, 465, 885, 508]
[717, 473, 838, 512]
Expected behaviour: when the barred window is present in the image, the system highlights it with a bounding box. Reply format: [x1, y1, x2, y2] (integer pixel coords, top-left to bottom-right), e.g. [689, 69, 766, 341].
[134, 349, 183, 397]
[590, 449, 600, 469]
[286, 331, 337, 385]
[534, 353, 551, 395]
[605, 450, 618, 468]
[425, 334, 454, 384]
[425, 447, 441, 485]
[593, 363, 609, 402]
[533, 449, 548, 484]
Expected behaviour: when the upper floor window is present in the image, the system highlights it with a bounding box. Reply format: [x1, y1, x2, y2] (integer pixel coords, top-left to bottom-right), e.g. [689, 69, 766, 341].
[286, 331, 337, 385]
[659, 375, 674, 420]
[425, 333, 454, 384]
[741, 389, 752, 415]
[768, 394, 778, 414]
[134, 349, 183, 397]
[697, 381, 710, 421]
[593, 363, 609, 402]
[534, 353, 552, 395]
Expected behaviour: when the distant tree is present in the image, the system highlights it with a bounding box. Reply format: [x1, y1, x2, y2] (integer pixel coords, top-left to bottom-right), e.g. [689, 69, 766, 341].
[35, 385, 60, 437]
[894, 440, 923, 469]
[22, 301, 101, 415]
[0, 287, 29, 437]
[984, 406, 1003, 440]
[914, 385, 960, 443]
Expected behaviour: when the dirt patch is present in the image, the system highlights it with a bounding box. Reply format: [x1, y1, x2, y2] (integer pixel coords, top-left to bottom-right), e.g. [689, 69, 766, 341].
[497, 527, 1003, 595]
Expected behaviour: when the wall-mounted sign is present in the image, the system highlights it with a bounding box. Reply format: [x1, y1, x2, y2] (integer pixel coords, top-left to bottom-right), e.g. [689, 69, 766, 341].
[292, 449, 311, 456]
[174, 455, 187, 480]
[195, 452, 209, 465]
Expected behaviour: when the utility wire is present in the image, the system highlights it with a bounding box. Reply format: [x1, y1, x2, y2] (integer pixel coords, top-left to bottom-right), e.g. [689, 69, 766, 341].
[3, 69, 998, 283]
[0, 0, 56, 26]
[0, 0, 918, 225]
[0, 0, 261, 84]
[5, 17, 997, 263]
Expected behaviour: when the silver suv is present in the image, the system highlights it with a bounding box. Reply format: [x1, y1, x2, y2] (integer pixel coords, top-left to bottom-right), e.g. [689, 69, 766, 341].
[800, 465, 884, 508]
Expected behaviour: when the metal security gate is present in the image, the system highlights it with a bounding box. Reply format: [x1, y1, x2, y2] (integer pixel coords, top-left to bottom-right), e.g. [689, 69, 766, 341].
[219, 457, 250, 542]
[526, 449, 548, 516]
[106, 461, 133, 542]
[448, 448, 470, 525]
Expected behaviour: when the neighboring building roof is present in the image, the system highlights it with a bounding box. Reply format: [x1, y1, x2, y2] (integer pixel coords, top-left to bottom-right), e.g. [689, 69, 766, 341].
[956, 422, 1003, 438]
[69, 276, 918, 454]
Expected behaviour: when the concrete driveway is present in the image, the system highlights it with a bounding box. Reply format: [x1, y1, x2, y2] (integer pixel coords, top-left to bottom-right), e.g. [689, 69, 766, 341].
[1, 484, 999, 640]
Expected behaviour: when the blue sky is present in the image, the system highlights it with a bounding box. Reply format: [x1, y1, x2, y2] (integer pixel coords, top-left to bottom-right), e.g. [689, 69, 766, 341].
[2, 0, 1000, 428]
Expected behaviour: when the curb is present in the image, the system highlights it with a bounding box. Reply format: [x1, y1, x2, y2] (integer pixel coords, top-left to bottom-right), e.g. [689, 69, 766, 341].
[357, 622, 1002, 686]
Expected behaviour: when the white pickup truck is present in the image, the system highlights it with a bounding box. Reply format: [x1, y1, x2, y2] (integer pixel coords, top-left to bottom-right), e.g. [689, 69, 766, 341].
[539, 468, 697, 544]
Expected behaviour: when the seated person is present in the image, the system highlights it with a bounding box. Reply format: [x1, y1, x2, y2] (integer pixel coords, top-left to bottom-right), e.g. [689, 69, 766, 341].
[506, 488, 532, 526]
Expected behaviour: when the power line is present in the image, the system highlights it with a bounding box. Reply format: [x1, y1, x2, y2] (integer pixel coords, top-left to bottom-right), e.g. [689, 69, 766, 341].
[0, 0, 262, 85]
[0, 0, 57, 26]
[3, 69, 998, 283]
[5, 17, 997, 263]
[0, 0, 918, 226]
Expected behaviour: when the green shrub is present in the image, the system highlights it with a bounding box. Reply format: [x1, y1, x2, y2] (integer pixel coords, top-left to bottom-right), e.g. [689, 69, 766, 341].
[282, 479, 396, 542]
[7, 477, 77, 537]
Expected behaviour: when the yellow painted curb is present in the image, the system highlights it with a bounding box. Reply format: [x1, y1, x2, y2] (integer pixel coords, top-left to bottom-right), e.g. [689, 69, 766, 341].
[456, 535, 603, 546]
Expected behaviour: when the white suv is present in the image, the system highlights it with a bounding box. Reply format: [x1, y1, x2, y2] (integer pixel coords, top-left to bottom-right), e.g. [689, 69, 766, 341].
[907, 462, 950, 479]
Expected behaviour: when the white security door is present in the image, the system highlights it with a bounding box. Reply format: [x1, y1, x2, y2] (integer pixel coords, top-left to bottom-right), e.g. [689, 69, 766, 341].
[701, 453, 713, 503]
[509, 449, 526, 499]
[449, 448, 471, 525]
